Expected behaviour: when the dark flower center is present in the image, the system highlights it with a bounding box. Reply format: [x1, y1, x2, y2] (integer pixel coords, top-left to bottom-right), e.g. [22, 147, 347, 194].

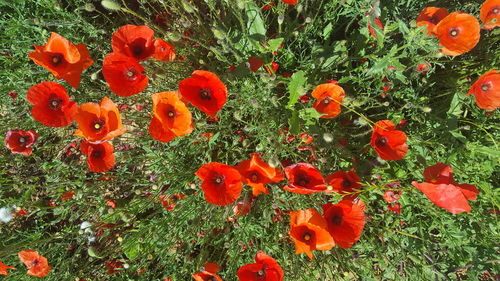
[332, 214, 342, 225]
[51, 53, 63, 66]
[429, 16, 439, 24]
[199, 88, 212, 100]
[449, 28, 459, 37]
[206, 277, 217, 281]
[18, 136, 28, 145]
[376, 136, 387, 147]
[323, 97, 331, 104]
[125, 68, 137, 80]
[256, 270, 265, 277]
[481, 83, 491, 92]
[91, 150, 102, 158]
[49, 96, 63, 110]
[342, 179, 352, 188]
[93, 120, 105, 131]
[250, 172, 259, 182]
[31, 259, 40, 266]
[167, 110, 176, 119]
[302, 232, 312, 241]
[296, 174, 310, 187]
[213, 175, 224, 186]
[492, 7, 499, 14]
[132, 45, 144, 57]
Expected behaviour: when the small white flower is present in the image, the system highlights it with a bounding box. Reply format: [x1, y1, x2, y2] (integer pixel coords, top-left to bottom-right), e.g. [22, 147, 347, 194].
[80, 221, 92, 230]
[0, 207, 13, 223]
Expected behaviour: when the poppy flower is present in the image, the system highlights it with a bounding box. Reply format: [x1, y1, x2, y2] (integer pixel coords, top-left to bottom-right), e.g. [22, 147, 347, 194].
[5, 130, 38, 156]
[237, 251, 284, 281]
[480, 0, 500, 30]
[27, 81, 77, 127]
[311, 83, 345, 119]
[28, 32, 93, 89]
[192, 262, 223, 281]
[0, 261, 15, 276]
[467, 70, 500, 110]
[434, 12, 480, 56]
[80, 140, 115, 173]
[249, 57, 264, 72]
[61, 190, 76, 201]
[18, 249, 51, 277]
[152, 38, 176, 61]
[387, 203, 402, 214]
[233, 196, 253, 218]
[325, 168, 362, 200]
[104, 260, 123, 275]
[284, 163, 327, 194]
[411, 162, 479, 214]
[322, 199, 366, 249]
[416, 7, 449, 35]
[289, 208, 334, 259]
[74, 96, 126, 142]
[370, 120, 408, 161]
[102, 53, 149, 97]
[179, 70, 227, 118]
[111, 25, 155, 61]
[383, 190, 402, 203]
[149, 91, 193, 142]
[282, 0, 297, 5]
[195, 162, 242, 206]
[236, 153, 284, 196]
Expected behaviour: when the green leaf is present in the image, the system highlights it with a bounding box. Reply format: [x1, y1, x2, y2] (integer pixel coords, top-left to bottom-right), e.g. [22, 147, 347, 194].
[287, 71, 307, 109]
[299, 108, 323, 125]
[322, 23, 333, 39]
[288, 111, 300, 135]
[245, 2, 266, 50]
[124, 243, 142, 260]
[267, 38, 284, 52]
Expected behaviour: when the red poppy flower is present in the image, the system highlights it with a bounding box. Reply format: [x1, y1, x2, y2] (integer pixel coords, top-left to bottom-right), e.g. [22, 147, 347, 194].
[467, 70, 500, 110]
[195, 162, 242, 206]
[282, 0, 297, 5]
[80, 140, 115, 173]
[416, 7, 449, 35]
[370, 120, 408, 161]
[264, 62, 279, 75]
[325, 168, 362, 200]
[61, 190, 76, 201]
[192, 262, 223, 281]
[299, 133, 313, 144]
[149, 91, 193, 142]
[102, 53, 149, 97]
[434, 12, 480, 56]
[249, 57, 264, 72]
[0, 261, 15, 276]
[236, 153, 284, 196]
[152, 38, 176, 61]
[28, 32, 93, 89]
[311, 83, 345, 119]
[322, 199, 366, 249]
[74, 96, 126, 142]
[411, 162, 480, 214]
[179, 70, 227, 118]
[480, 0, 500, 30]
[111, 25, 155, 61]
[388, 203, 402, 214]
[284, 163, 327, 194]
[18, 250, 51, 277]
[289, 208, 334, 259]
[233, 196, 253, 217]
[5, 129, 38, 156]
[27, 81, 77, 127]
[383, 190, 402, 203]
[104, 260, 123, 275]
[237, 251, 284, 281]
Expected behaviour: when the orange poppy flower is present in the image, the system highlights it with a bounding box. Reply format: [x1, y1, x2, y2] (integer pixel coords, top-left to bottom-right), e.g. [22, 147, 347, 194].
[322, 199, 366, 249]
[149, 91, 193, 143]
[311, 83, 345, 119]
[283, 163, 327, 194]
[411, 162, 479, 214]
[325, 168, 362, 200]
[74, 96, 126, 142]
[5, 129, 38, 156]
[111, 25, 155, 61]
[18, 249, 51, 277]
[153, 38, 176, 61]
[282, 0, 298, 5]
[370, 120, 408, 161]
[80, 140, 115, 172]
[434, 12, 480, 56]
[195, 162, 243, 206]
[27, 81, 77, 127]
[236, 153, 284, 196]
[179, 70, 227, 118]
[0, 261, 15, 276]
[416, 7, 449, 35]
[237, 251, 284, 281]
[192, 262, 223, 281]
[28, 32, 93, 89]
[480, 0, 500, 30]
[467, 70, 500, 110]
[289, 208, 334, 259]
[102, 53, 149, 97]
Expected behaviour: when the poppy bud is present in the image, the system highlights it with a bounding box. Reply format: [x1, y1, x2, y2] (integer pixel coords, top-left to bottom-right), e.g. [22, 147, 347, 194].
[101, 0, 121, 11]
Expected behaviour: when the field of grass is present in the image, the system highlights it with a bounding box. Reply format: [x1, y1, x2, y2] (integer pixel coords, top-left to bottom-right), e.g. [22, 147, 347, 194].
[0, 0, 498, 280]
